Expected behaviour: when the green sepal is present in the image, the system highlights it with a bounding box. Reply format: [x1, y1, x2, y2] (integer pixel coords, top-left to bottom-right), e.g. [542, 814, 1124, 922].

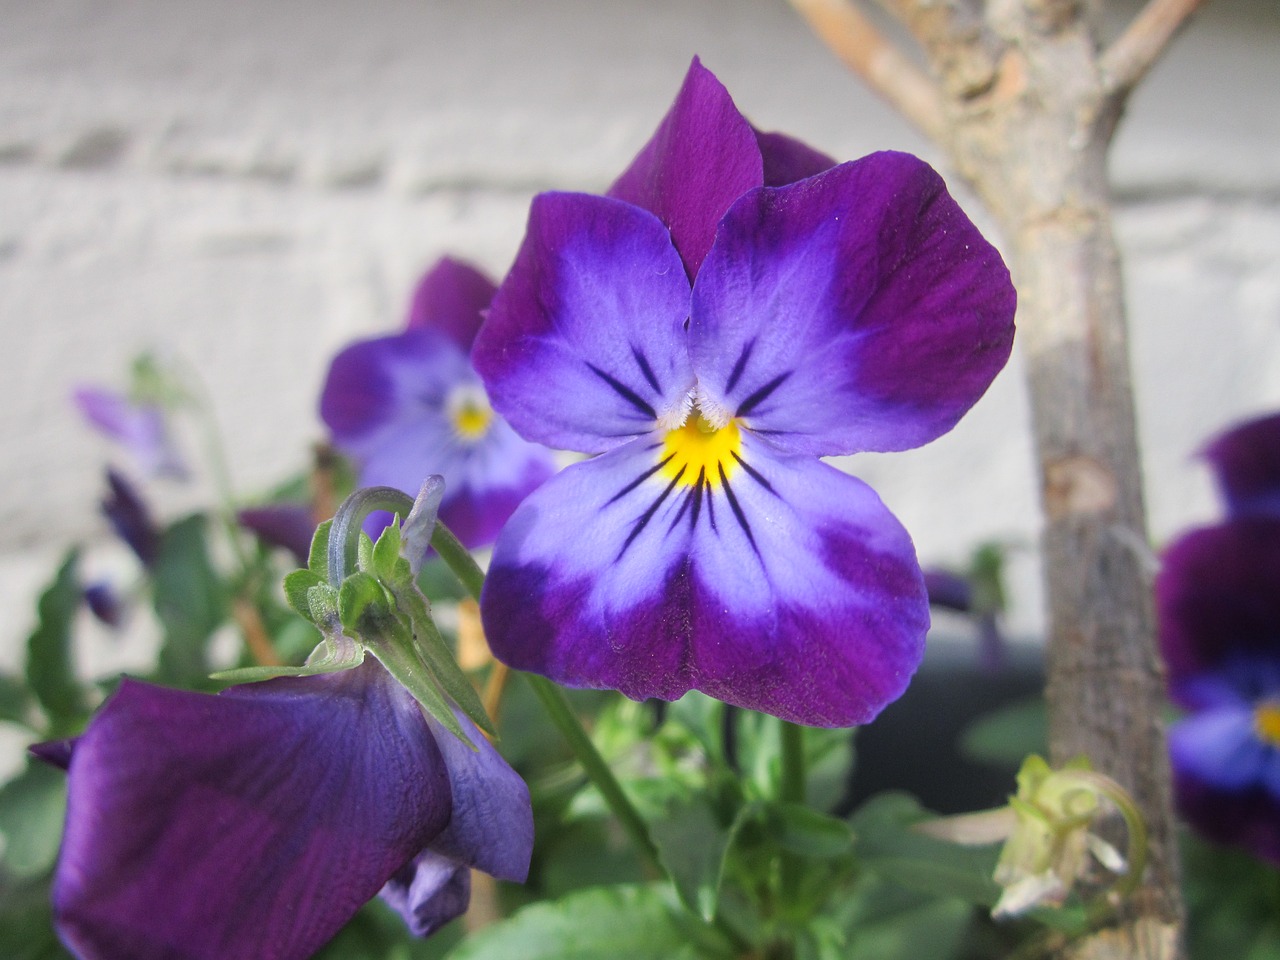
[210, 634, 365, 683]
[370, 519, 403, 583]
[283, 569, 324, 621]
[307, 519, 333, 578]
[307, 582, 342, 633]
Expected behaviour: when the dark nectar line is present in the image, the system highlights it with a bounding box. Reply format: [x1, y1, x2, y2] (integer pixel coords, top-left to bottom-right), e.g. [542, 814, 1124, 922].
[618, 467, 685, 559]
[725, 338, 756, 394]
[689, 468, 706, 530]
[736, 370, 792, 418]
[607, 454, 674, 506]
[587, 362, 657, 419]
[718, 464, 759, 555]
[730, 451, 777, 496]
[631, 347, 661, 394]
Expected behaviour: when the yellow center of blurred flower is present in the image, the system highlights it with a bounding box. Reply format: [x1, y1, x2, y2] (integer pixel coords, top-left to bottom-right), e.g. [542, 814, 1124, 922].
[661, 413, 741, 488]
[1255, 702, 1280, 745]
[446, 385, 494, 443]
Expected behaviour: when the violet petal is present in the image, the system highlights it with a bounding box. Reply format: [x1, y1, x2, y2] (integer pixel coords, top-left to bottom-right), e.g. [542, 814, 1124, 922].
[753, 128, 836, 186]
[102, 468, 159, 567]
[379, 852, 471, 937]
[1201, 411, 1280, 518]
[237, 504, 316, 567]
[404, 257, 497, 350]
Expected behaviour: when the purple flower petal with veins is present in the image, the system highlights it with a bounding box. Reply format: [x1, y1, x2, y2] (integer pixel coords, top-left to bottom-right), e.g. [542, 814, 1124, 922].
[42, 661, 532, 959]
[73, 386, 186, 479]
[473, 59, 1016, 727]
[321, 258, 555, 550]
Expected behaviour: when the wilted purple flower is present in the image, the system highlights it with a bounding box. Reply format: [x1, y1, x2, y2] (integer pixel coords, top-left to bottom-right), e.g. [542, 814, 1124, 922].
[102, 468, 159, 567]
[1157, 519, 1280, 865]
[472, 59, 1016, 727]
[320, 257, 556, 550]
[40, 660, 532, 959]
[1202, 411, 1280, 518]
[73, 386, 186, 479]
[238, 503, 318, 567]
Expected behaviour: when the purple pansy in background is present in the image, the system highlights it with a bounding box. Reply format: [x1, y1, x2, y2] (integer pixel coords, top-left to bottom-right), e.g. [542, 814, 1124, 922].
[73, 386, 186, 479]
[1156, 412, 1280, 865]
[101, 468, 160, 568]
[40, 660, 533, 959]
[238, 502, 318, 567]
[321, 257, 556, 549]
[473, 59, 1016, 727]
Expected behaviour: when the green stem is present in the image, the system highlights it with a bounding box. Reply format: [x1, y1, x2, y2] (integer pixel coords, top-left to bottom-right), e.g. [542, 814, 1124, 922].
[328, 486, 415, 584]
[429, 516, 668, 881]
[778, 719, 806, 899]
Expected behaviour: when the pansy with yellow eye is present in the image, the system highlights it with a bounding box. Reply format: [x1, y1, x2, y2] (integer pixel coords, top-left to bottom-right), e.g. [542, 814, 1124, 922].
[321, 257, 556, 550]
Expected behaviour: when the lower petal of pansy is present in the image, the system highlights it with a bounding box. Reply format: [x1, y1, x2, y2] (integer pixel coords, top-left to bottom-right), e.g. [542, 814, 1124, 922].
[1174, 766, 1280, 866]
[481, 432, 927, 727]
[53, 663, 452, 960]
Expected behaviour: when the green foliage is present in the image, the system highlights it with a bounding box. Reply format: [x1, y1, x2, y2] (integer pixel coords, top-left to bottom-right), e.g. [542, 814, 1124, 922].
[25, 551, 87, 735]
[960, 697, 1047, 769]
[151, 515, 226, 688]
[0, 880, 75, 960]
[0, 761, 67, 880]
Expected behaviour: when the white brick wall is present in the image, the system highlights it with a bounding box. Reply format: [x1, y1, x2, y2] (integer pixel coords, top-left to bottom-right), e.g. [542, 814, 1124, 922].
[1, 0, 1277, 666]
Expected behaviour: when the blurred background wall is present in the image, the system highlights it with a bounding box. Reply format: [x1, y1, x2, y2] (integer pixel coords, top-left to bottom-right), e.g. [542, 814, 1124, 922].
[0, 0, 1277, 668]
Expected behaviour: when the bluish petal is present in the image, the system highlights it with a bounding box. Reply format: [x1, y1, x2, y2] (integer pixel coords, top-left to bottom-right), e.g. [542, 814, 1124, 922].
[1201, 411, 1280, 518]
[320, 328, 470, 445]
[689, 153, 1016, 456]
[83, 582, 125, 628]
[607, 57, 763, 277]
[753, 128, 835, 186]
[379, 853, 471, 938]
[404, 257, 497, 351]
[923, 569, 974, 613]
[1155, 519, 1280, 689]
[53, 663, 452, 960]
[1174, 766, 1280, 866]
[421, 712, 533, 883]
[481, 434, 927, 726]
[474, 191, 695, 453]
[31, 738, 77, 771]
[102, 469, 159, 567]
[237, 504, 316, 567]
[73, 387, 187, 479]
[1168, 709, 1268, 791]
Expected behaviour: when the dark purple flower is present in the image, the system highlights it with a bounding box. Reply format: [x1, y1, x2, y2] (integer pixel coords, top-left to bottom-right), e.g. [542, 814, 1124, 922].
[1156, 519, 1280, 865]
[320, 257, 556, 550]
[42, 660, 532, 959]
[102, 468, 159, 567]
[1202, 411, 1280, 518]
[472, 59, 1016, 728]
[238, 503, 318, 567]
[82, 581, 124, 628]
[73, 386, 186, 479]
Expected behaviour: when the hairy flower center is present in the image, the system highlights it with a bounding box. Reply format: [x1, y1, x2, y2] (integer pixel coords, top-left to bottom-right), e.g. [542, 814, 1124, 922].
[1255, 702, 1280, 746]
[661, 413, 741, 488]
[446, 384, 494, 443]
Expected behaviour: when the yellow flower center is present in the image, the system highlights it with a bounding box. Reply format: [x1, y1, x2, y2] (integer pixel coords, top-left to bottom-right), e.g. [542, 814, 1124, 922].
[1255, 702, 1280, 746]
[661, 413, 741, 488]
[446, 385, 494, 443]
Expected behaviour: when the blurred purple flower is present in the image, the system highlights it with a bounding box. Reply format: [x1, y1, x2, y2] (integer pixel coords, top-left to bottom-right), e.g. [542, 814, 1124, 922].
[1202, 411, 1280, 518]
[1157, 518, 1280, 865]
[38, 660, 532, 959]
[472, 59, 1016, 727]
[82, 581, 124, 629]
[237, 503, 317, 567]
[73, 386, 186, 479]
[320, 257, 556, 550]
[102, 468, 159, 567]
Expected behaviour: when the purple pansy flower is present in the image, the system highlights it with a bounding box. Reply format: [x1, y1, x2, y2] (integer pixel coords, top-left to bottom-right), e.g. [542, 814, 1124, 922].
[41, 660, 533, 959]
[1157, 519, 1280, 865]
[321, 257, 556, 549]
[1201, 411, 1280, 518]
[73, 386, 186, 479]
[238, 503, 318, 567]
[102, 468, 159, 567]
[472, 59, 1016, 727]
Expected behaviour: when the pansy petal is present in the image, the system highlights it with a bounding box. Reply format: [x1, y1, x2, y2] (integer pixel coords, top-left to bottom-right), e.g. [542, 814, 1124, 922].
[474, 191, 695, 453]
[53, 663, 452, 960]
[482, 435, 927, 727]
[379, 853, 471, 937]
[238, 504, 316, 567]
[753, 128, 836, 186]
[320, 329, 470, 445]
[1155, 518, 1280, 686]
[1168, 709, 1268, 791]
[689, 153, 1016, 456]
[405, 257, 497, 350]
[421, 712, 533, 882]
[73, 387, 187, 479]
[607, 57, 763, 276]
[1174, 766, 1280, 866]
[1201, 411, 1280, 517]
[103, 469, 159, 567]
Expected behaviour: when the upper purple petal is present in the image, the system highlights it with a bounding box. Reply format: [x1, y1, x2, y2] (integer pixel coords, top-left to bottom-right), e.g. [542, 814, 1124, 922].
[1156, 518, 1280, 692]
[1201, 411, 1280, 518]
[481, 434, 927, 727]
[474, 191, 695, 453]
[689, 153, 1016, 457]
[53, 663, 452, 960]
[753, 128, 836, 186]
[404, 257, 497, 350]
[607, 57, 763, 277]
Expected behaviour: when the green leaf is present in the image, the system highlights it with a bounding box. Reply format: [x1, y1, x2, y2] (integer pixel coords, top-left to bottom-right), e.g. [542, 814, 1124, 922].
[209, 634, 364, 682]
[283, 569, 324, 621]
[449, 885, 711, 960]
[0, 760, 68, 878]
[841, 881, 973, 960]
[764, 802, 854, 859]
[651, 792, 733, 921]
[152, 515, 226, 687]
[25, 550, 86, 732]
[308, 519, 333, 578]
[0, 673, 34, 727]
[960, 696, 1047, 768]
[371, 520, 403, 582]
[851, 793, 1001, 907]
[0, 879, 76, 960]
